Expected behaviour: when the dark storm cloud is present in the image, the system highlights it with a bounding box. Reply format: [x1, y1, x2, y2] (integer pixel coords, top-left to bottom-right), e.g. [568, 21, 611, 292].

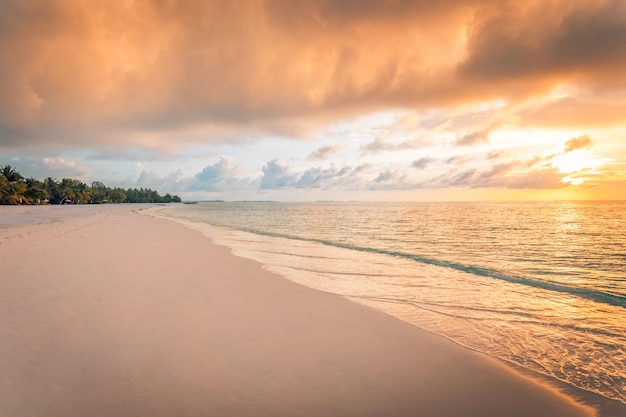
[458, 0, 626, 83]
[0, 0, 624, 153]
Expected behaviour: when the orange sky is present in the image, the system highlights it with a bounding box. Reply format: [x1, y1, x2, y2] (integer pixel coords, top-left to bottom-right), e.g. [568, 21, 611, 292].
[1, 0, 625, 200]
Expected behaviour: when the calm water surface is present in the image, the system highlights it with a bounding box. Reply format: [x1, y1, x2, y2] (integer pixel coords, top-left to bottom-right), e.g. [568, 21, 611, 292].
[158, 201, 626, 407]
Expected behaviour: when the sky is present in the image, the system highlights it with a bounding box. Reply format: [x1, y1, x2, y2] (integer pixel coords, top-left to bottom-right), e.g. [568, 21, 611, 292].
[1, 0, 625, 201]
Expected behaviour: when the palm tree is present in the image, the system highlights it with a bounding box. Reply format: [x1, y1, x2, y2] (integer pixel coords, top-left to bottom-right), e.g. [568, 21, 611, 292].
[1, 165, 23, 182]
[25, 178, 50, 204]
[90, 181, 106, 203]
[43, 177, 62, 204]
[0, 167, 181, 204]
[59, 178, 79, 204]
[5, 180, 27, 204]
[0, 173, 10, 203]
[0, 166, 27, 204]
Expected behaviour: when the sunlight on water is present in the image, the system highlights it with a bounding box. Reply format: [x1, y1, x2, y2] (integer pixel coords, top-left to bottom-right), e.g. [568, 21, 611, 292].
[159, 201, 626, 405]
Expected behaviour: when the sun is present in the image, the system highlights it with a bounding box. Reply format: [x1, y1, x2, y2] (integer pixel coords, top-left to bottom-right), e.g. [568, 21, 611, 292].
[551, 149, 602, 174]
[550, 149, 608, 186]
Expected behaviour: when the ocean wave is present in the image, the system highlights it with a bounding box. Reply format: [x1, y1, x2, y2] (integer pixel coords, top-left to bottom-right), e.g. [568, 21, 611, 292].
[237, 227, 626, 309]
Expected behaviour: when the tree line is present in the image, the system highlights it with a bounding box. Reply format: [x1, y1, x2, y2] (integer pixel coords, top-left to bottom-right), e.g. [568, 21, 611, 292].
[0, 165, 182, 205]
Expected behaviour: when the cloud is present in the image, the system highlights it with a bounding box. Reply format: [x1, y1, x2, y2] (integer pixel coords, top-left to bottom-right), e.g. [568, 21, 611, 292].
[368, 169, 414, 191]
[197, 147, 592, 193]
[113, 147, 594, 195]
[446, 155, 473, 165]
[8, 156, 90, 181]
[374, 170, 393, 183]
[564, 135, 593, 153]
[455, 128, 491, 146]
[136, 170, 185, 191]
[259, 159, 299, 189]
[430, 168, 477, 188]
[477, 162, 517, 183]
[487, 150, 508, 160]
[117, 157, 250, 193]
[260, 159, 377, 190]
[360, 137, 395, 153]
[427, 162, 568, 190]
[307, 145, 342, 161]
[360, 135, 430, 154]
[517, 96, 626, 129]
[1, 0, 623, 201]
[254, 152, 571, 192]
[84, 148, 196, 162]
[412, 157, 435, 169]
[189, 156, 242, 191]
[194, 157, 237, 182]
[1, 0, 625, 155]
[507, 168, 567, 189]
[296, 165, 350, 188]
[0, 0, 471, 150]
[457, 1, 626, 85]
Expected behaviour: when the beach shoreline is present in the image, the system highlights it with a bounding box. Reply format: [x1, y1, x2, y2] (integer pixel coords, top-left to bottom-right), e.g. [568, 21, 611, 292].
[148, 204, 626, 417]
[0, 204, 610, 416]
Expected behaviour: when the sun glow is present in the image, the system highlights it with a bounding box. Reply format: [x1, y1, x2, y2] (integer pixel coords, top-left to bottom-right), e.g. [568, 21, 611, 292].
[551, 149, 602, 174]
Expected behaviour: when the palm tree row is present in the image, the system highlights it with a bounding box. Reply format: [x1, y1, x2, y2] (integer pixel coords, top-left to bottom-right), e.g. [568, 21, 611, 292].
[0, 165, 181, 205]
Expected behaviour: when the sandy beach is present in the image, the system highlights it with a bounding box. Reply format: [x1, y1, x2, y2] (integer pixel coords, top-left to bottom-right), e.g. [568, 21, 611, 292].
[1, 205, 597, 417]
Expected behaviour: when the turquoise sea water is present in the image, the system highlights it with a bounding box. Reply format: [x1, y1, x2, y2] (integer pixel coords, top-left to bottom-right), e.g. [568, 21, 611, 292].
[157, 201, 625, 407]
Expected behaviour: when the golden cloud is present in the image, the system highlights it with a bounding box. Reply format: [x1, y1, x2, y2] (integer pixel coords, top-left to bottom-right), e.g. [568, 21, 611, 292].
[1, 0, 625, 149]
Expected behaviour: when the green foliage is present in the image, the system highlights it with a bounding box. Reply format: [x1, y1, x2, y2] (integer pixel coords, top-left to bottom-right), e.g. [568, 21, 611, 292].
[24, 178, 49, 204]
[0, 173, 9, 203]
[44, 177, 63, 204]
[1, 165, 23, 182]
[90, 181, 107, 204]
[107, 188, 127, 204]
[0, 164, 182, 205]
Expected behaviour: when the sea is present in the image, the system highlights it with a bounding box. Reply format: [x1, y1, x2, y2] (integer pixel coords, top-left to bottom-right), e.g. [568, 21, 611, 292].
[155, 201, 625, 410]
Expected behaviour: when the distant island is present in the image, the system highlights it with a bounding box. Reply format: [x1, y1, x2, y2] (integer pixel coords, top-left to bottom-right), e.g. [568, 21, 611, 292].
[1, 165, 181, 205]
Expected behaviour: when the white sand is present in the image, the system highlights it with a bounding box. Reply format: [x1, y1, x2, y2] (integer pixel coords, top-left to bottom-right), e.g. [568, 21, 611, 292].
[1, 205, 595, 416]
